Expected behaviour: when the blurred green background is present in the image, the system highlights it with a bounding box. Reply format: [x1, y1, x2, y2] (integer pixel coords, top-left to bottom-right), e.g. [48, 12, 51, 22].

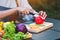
[28, 0, 60, 20]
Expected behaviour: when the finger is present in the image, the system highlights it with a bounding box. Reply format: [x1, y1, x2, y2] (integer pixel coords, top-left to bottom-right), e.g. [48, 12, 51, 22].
[25, 11, 27, 15]
[26, 11, 29, 15]
[22, 9, 27, 15]
[25, 10, 29, 15]
[39, 11, 44, 16]
[44, 12, 47, 18]
[43, 12, 46, 17]
[22, 10, 25, 14]
[43, 12, 47, 19]
[25, 11, 29, 15]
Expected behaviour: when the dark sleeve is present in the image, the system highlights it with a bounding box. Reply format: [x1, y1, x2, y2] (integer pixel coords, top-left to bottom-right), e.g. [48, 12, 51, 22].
[0, 6, 10, 11]
[0, 6, 11, 22]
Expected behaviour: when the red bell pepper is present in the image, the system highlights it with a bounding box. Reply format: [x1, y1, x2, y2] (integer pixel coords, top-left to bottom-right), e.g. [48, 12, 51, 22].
[34, 15, 44, 24]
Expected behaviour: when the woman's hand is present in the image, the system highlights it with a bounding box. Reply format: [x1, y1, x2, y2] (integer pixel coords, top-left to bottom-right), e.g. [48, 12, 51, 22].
[38, 11, 47, 20]
[17, 7, 30, 15]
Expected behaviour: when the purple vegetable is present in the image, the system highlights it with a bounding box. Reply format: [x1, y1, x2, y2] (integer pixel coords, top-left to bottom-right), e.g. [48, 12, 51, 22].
[16, 23, 28, 34]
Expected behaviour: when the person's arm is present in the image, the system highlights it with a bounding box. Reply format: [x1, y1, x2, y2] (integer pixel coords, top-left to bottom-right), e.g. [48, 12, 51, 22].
[0, 8, 18, 18]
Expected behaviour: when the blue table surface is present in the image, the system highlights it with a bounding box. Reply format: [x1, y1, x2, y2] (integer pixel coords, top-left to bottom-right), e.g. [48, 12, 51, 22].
[27, 18, 60, 40]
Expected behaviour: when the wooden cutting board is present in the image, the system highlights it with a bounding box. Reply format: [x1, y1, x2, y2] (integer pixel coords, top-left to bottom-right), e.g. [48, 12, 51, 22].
[25, 22, 53, 33]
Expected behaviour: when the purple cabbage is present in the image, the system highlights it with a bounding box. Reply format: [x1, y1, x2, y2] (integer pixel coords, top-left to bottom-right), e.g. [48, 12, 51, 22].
[16, 23, 28, 34]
